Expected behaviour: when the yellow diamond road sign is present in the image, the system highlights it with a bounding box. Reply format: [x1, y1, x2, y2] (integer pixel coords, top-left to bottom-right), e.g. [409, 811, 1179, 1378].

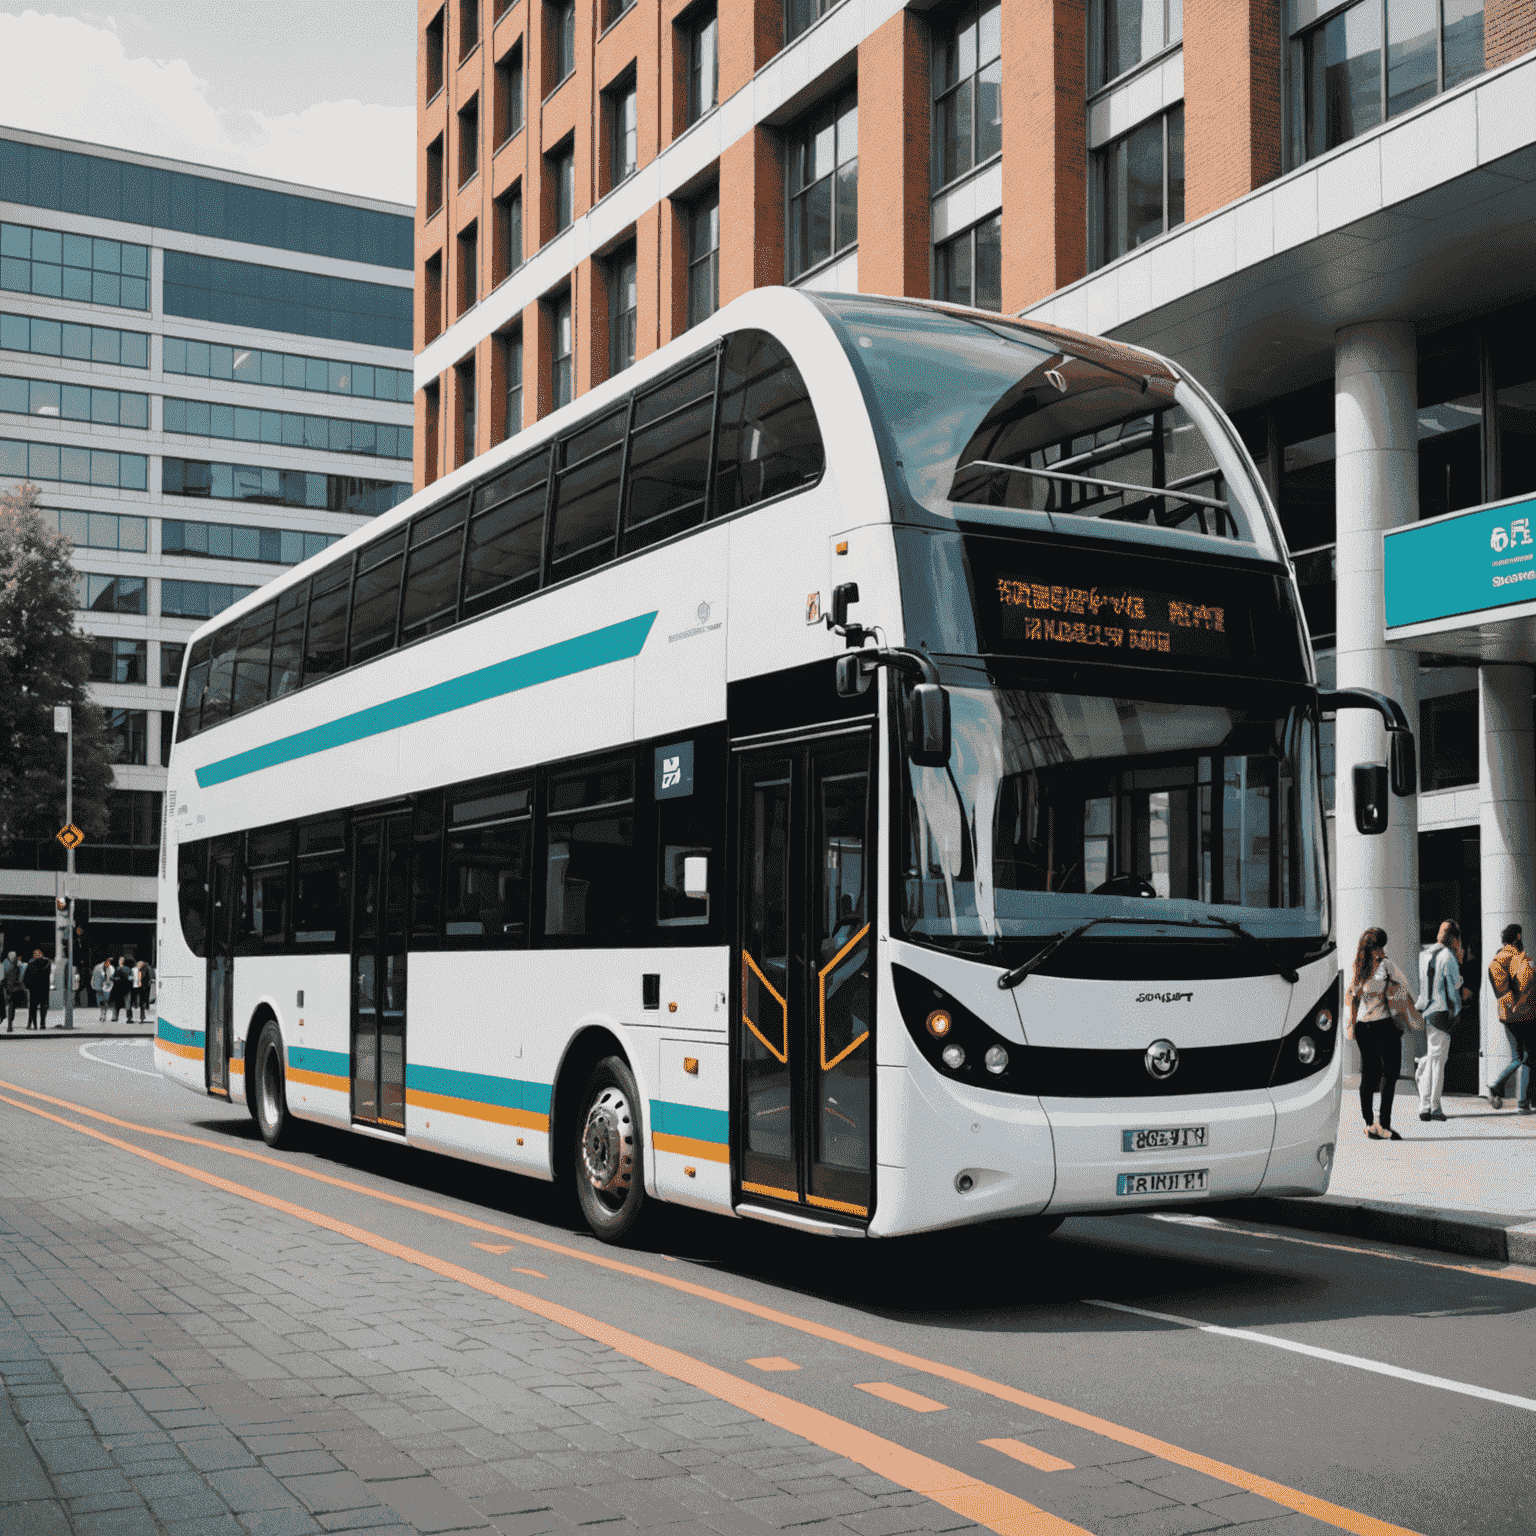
[56, 823, 84, 850]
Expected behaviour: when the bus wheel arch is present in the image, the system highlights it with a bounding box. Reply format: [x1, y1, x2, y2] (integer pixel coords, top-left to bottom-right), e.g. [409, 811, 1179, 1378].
[553, 1028, 650, 1243]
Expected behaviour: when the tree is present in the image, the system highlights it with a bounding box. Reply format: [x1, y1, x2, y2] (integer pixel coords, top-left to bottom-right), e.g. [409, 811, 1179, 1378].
[0, 483, 115, 849]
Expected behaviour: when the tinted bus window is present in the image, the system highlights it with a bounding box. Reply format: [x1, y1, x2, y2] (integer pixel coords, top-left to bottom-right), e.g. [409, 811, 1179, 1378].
[242, 826, 292, 946]
[550, 405, 626, 583]
[622, 357, 715, 554]
[713, 330, 824, 515]
[401, 496, 467, 642]
[179, 635, 212, 740]
[348, 529, 405, 665]
[202, 624, 238, 732]
[269, 583, 308, 700]
[294, 817, 348, 945]
[411, 789, 445, 944]
[464, 451, 547, 617]
[445, 779, 532, 943]
[545, 756, 636, 940]
[303, 561, 351, 686]
[230, 599, 276, 717]
[177, 837, 209, 955]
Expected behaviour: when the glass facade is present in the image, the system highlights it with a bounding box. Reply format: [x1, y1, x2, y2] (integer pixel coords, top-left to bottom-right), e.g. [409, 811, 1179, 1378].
[1, 312, 148, 368]
[1093, 0, 1184, 89]
[0, 374, 148, 429]
[162, 580, 258, 620]
[43, 507, 148, 552]
[1092, 104, 1184, 269]
[90, 637, 148, 685]
[0, 138, 411, 268]
[77, 572, 147, 614]
[105, 708, 149, 766]
[163, 518, 341, 566]
[788, 93, 858, 280]
[786, 0, 840, 44]
[0, 437, 147, 489]
[162, 336, 411, 402]
[933, 2, 1002, 190]
[1, 221, 149, 310]
[162, 251, 412, 350]
[162, 396, 412, 461]
[934, 214, 1002, 311]
[162, 456, 409, 517]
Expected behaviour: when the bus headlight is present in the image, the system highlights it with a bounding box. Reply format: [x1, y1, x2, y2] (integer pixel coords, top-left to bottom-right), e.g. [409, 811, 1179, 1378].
[926, 1009, 953, 1037]
[942, 1044, 966, 1070]
[984, 1046, 1008, 1074]
[1297, 1035, 1317, 1065]
[1314, 1008, 1334, 1033]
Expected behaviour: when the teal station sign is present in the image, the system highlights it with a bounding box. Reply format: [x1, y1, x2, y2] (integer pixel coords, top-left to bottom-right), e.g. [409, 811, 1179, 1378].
[1384, 495, 1536, 630]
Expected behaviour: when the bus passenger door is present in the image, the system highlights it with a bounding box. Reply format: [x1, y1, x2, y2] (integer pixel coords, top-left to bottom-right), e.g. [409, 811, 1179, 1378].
[205, 839, 237, 1098]
[735, 734, 875, 1222]
[351, 811, 410, 1129]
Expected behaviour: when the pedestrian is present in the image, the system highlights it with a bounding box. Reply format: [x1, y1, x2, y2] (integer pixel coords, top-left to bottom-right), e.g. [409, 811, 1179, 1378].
[1488, 923, 1536, 1112]
[132, 957, 153, 1023]
[22, 949, 53, 1031]
[1346, 926, 1419, 1140]
[108, 956, 131, 1023]
[90, 959, 109, 1021]
[1415, 920, 1464, 1122]
[2, 950, 23, 1031]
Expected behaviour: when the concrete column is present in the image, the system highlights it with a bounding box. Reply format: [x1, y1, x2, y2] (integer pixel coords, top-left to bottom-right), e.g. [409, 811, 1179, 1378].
[1334, 322, 1420, 1075]
[1478, 664, 1536, 1093]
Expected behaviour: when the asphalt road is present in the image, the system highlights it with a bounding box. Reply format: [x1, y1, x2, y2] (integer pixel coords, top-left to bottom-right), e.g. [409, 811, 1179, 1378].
[2, 1036, 1533, 1536]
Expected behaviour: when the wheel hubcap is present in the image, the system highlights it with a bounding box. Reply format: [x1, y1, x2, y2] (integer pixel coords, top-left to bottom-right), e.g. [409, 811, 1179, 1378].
[581, 1088, 633, 1194]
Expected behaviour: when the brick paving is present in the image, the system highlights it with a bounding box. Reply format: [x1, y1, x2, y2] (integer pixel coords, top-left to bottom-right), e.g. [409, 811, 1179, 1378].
[0, 1103, 1333, 1535]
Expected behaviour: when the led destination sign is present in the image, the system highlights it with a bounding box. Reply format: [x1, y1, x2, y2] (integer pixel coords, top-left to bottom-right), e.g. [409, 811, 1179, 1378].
[994, 574, 1231, 660]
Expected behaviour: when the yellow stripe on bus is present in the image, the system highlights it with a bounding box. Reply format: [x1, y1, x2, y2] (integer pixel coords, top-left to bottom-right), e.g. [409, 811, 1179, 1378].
[405, 1088, 550, 1132]
[156, 1038, 204, 1062]
[287, 1066, 348, 1093]
[653, 1131, 729, 1163]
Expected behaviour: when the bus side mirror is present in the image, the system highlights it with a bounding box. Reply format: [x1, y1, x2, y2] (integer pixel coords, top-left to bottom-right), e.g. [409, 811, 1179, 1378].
[831, 582, 859, 629]
[909, 683, 950, 768]
[1391, 731, 1417, 798]
[1353, 763, 1389, 835]
[683, 855, 709, 899]
[835, 652, 872, 697]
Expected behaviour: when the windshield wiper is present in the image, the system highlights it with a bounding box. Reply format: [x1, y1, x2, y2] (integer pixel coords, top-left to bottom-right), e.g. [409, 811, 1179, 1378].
[1199, 915, 1299, 984]
[997, 918, 1111, 989]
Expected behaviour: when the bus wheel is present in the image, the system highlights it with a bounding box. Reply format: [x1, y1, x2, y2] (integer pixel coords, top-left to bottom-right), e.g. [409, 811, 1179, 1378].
[252, 1021, 293, 1148]
[574, 1057, 647, 1242]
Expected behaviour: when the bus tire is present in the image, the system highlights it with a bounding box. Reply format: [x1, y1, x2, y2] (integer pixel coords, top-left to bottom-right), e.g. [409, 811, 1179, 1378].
[574, 1056, 647, 1243]
[252, 1020, 293, 1149]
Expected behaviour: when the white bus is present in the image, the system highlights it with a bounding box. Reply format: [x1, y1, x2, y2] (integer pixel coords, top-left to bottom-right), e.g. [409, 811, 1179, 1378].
[156, 286, 1414, 1243]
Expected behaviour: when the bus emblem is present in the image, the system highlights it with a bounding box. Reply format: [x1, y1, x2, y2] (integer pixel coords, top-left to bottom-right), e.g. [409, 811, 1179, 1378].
[698, 601, 711, 624]
[1144, 1039, 1179, 1080]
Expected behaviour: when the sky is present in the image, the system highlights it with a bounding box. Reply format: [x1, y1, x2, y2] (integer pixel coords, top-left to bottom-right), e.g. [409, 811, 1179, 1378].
[0, 4, 416, 206]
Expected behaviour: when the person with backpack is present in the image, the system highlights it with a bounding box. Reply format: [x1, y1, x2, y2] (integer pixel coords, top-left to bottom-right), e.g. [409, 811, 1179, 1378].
[90, 959, 110, 1021]
[2, 951, 23, 1031]
[1415, 920, 1465, 1122]
[108, 957, 132, 1023]
[1488, 923, 1536, 1112]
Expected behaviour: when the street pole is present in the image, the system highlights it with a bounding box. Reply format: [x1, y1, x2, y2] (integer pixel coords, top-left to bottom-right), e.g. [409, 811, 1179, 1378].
[54, 705, 74, 1031]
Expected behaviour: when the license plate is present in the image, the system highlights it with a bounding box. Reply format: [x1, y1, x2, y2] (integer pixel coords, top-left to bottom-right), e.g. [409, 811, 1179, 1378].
[1122, 1125, 1208, 1152]
[1116, 1169, 1210, 1196]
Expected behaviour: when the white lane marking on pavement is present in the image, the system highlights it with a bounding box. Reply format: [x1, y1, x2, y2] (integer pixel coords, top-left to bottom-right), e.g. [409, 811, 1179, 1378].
[1085, 1297, 1536, 1413]
[78, 1041, 162, 1079]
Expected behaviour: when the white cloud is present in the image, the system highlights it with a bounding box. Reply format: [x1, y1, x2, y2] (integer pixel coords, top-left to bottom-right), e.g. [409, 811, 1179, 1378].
[0, 9, 413, 205]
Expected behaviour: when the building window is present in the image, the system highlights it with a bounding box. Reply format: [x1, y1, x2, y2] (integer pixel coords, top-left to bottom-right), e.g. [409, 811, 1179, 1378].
[686, 9, 719, 125]
[77, 573, 147, 614]
[163, 518, 339, 565]
[162, 397, 413, 461]
[1, 313, 149, 369]
[1420, 690, 1479, 790]
[1091, 0, 1184, 90]
[161, 642, 186, 689]
[1291, 0, 1487, 164]
[1091, 104, 1184, 270]
[787, 0, 840, 44]
[0, 221, 150, 311]
[424, 252, 444, 344]
[425, 7, 446, 99]
[687, 192, 720, 326]
[163, 337, 412, 402]
[424, 379, 441, 481]
[608, 80, 638, 190]
[1, 375, 149, 429]
[552, 294, 574, 408]
[459, 222, 479, 314]
[550, 1, 577, 88]
[161, 457, 408, 517]
[610, 248, 638, 376]
[44, 509, 148, 552]
[426, 136, 444, 217]
[932, 2, 1002, 190]
[496, 185, 523, 285]
[458, 358, 477, 464]
[0, 438, 148, 490]
[459, 96, 480, 186]
[90, 638, 148, 685]
[788, 92, 857, 280]
[105, 709, 149, 767]
[495, 43, 525, 145]
[503, 329, 524, 437]
[460, 0, 480, 59]
[549, 141, 576, 235]
[604, 0, 636, 26]
[934, 214, 1002, 310]
[161, 580, 257, 621]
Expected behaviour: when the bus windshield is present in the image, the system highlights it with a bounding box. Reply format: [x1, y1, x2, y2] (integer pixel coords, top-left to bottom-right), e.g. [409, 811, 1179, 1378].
[902, 680, 1328, 947]
[819, 297, 1282, 562]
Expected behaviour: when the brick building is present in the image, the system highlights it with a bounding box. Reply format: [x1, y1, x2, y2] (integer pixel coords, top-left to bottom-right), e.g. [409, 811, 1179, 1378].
[415, 0, 1536, 1096]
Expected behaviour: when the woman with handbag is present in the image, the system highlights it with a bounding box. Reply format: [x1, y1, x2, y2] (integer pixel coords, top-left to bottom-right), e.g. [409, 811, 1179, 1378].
[1346, 926, 1420, 1140]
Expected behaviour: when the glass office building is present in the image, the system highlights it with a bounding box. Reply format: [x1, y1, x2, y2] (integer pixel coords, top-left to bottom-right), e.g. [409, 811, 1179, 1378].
[0, 128, 413, 967]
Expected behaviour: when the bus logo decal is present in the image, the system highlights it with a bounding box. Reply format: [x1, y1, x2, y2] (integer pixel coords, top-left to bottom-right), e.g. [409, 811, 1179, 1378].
[1144, 1039, 1180, 1081]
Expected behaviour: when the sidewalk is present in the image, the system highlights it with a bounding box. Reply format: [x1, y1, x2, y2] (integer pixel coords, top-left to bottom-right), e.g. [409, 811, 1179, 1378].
[1220, 1086, 1536, 1266]
[1, 1017, 155, 1041]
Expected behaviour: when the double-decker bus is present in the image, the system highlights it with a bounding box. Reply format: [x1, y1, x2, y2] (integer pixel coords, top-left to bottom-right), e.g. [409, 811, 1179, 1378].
[156, 286, 1414, 1242]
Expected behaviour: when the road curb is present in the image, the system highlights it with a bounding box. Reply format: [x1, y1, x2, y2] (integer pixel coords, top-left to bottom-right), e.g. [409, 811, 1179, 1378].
[1211, 1193, 1536, 1267]
[0, 1030, 154, 1043]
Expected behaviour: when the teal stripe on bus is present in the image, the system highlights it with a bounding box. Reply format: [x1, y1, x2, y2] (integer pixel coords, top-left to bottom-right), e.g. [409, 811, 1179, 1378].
[650, 1100, 729, 1145]
[194, 612, 658, 789]
[157, 1018, 205, 1048]
[406, 1063, 552, 1113]
[289, 1045, 349, 1078]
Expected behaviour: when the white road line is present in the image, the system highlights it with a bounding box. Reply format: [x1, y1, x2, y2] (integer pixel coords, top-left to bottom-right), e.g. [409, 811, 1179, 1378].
[78, 1041, 163, 1079]
[1085, 1297, 1536, 1413]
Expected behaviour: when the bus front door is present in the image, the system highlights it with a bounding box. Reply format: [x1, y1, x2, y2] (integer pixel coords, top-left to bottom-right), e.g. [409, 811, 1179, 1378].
[351, 811, 410, 1130]
[735, 734, 875, 1223]
[205, 839, 237, 1098]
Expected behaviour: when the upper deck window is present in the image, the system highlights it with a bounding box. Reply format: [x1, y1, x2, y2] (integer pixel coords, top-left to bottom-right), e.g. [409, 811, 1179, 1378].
[820, 297, 1279, 560]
